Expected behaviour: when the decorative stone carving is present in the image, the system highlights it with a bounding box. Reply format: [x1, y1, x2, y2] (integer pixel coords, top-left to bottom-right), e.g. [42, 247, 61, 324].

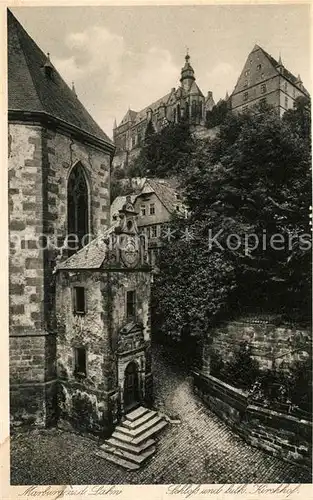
[117, 322, 145, 355]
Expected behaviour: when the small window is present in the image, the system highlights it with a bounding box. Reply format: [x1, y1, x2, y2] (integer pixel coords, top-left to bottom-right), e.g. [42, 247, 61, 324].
[257, 64, 262, 70]
[74, 347, 87, 377]
[261, 83, 267, 94]
[140, 205, 146, 216]
[73, 287, 86, 315]
[176, 205, 180, 212]
[243, 91, 248, 102]
[243, 105, 249, 113]
[245, 69, 250, 76]
[284, 81, 288, 92]
[293, 88, 296, 98]
[285, 97, 289, 108]
[126, 290, 136, 318]
[244, 80, 248, 88]
[150, 226, 157, 238]
[149, 203, 155, 215]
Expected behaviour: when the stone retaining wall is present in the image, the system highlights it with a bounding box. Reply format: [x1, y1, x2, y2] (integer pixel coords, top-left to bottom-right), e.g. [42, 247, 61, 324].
[193, 371, 312, 468]
[207, 317, 311, 371]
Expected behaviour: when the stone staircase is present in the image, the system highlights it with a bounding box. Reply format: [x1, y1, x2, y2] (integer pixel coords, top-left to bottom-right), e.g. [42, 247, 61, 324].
[95, 406, 168, 470]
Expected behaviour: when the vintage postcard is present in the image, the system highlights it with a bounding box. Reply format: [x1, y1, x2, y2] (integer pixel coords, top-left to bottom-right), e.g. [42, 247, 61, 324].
[1, 1, 312, 499]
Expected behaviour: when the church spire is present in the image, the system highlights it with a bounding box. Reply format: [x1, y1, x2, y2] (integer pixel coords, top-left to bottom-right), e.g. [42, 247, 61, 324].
[180, 50, 195, 91]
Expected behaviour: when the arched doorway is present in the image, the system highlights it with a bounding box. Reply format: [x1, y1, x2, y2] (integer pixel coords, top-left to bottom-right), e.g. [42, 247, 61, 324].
[123, 362, 140, 412]
[67, 163, 89, 254]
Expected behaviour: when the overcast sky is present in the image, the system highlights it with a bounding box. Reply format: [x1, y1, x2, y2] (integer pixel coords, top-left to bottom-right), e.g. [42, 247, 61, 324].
[11, 4, 311, 139]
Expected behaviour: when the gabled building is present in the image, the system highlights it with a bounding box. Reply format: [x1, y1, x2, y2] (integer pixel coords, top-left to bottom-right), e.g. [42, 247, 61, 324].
[112, 53, 215, 169]
[111, 179, 186, 267]
[8, 10, 152, 435]
[55, 199, 152, 434]
[230, 44, 310, 116]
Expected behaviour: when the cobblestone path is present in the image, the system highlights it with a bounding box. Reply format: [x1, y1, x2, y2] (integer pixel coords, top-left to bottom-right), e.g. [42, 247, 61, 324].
[11, 343, 311, 484]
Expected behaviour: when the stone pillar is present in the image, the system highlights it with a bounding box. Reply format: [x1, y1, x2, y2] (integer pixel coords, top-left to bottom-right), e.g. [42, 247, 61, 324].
[201, 338, 212, 377]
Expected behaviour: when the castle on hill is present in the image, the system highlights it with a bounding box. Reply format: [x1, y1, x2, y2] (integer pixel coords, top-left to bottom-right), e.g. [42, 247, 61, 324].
[112, 45, 309, 171]
[112, 53, 215, 169]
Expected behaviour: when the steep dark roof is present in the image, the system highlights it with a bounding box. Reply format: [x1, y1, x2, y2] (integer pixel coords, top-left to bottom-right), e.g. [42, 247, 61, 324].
[8, 9, 113, 148]
[137, 178, 181, 214]
[255, 45, 310, 96]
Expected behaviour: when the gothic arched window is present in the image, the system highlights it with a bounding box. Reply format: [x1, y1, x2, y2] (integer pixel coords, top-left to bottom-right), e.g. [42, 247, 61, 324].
[198, 101, 203, 118]
[192, 100, 197, 117]
[185, 103, 190, 121]
[67, 163, 89, 253]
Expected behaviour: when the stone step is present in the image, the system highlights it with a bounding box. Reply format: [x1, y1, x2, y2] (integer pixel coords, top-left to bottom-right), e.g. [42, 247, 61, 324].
[128, 419, 168, 446]
[101, 443, 156, 465]
[105, 436, 155, 455]
[126, 406, 150, 422]
[123, 410, 157, 430]
[95, 449, 140, 470]
[117, 415, 163, 439]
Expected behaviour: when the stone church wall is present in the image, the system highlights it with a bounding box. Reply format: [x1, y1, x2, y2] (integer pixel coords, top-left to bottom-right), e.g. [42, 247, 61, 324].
[9, 121, 111, 429]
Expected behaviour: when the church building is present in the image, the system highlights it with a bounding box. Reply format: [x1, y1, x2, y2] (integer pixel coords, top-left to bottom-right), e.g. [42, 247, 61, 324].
[112, 53, 215, 169]
[8, 10, 152, 436]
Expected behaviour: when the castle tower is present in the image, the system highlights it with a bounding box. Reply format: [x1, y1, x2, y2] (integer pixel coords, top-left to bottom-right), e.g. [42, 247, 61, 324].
[180, 52, 196, 92]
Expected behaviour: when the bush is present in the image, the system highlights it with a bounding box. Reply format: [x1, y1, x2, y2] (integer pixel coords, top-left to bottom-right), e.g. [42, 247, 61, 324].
[249, 358, 312, 415]
[224, 341, 260, 389]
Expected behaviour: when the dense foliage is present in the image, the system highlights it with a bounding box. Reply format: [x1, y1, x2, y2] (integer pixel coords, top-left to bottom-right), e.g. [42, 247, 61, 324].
[152, 99, 311, 340]
[128, 122, 194, 178]
[205, 98, 229, 129]
[210, 343, 312, 416]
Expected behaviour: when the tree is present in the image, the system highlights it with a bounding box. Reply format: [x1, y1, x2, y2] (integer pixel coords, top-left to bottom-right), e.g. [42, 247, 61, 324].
[205, 99, 229, 129]
[129, 122, 194, 178]
[153, 104, 311, 343]
[184, 106, 311, 317]
[152, 215, 237, 340]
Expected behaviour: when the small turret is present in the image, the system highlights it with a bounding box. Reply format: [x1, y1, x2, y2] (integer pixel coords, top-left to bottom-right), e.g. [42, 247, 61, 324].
[71, 81, 77, 97]
[180, 51, 195, 91]
[277, 52, 283, 73]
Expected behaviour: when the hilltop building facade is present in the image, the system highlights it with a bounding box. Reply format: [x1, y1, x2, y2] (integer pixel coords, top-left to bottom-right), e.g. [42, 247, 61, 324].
[230, 45, 309, 116]
[112, 53, 215, 169]
[8, 10, 152, 435]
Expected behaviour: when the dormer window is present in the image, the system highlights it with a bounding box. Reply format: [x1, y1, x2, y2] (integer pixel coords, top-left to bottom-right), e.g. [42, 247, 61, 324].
[43, 53, 54, 79]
